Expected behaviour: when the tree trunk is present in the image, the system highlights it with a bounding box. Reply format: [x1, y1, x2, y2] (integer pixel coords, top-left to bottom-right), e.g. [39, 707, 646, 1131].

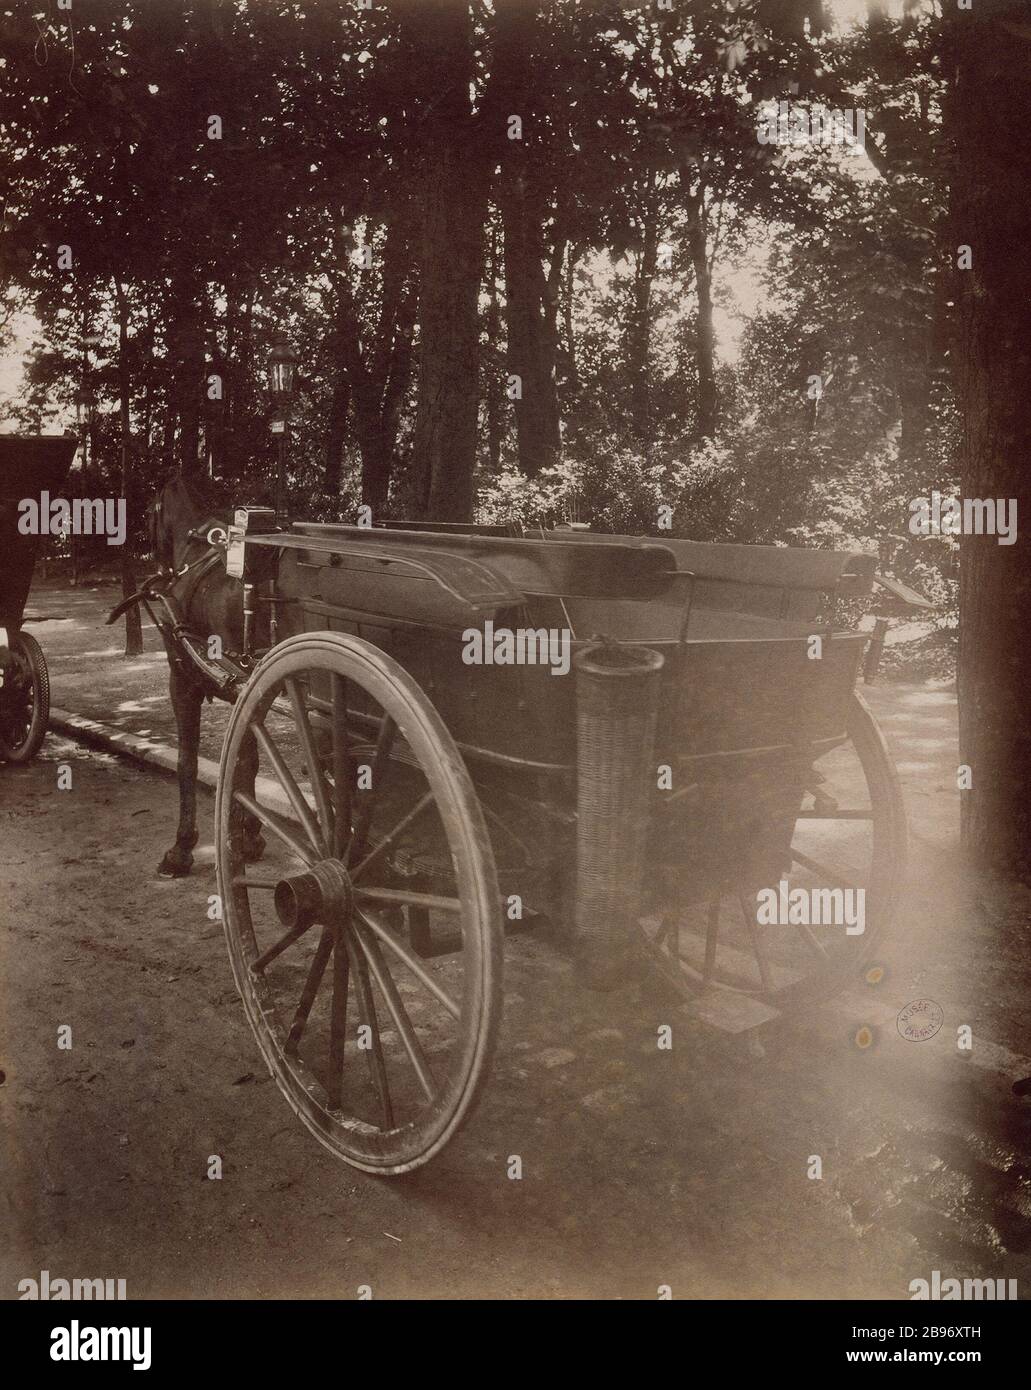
[171, 292, 204, 476]
[402, 0, 488, 520]
[115, 281, 143, 657]
[329, 226, 416, 517]
[628, 172, 659, 442]
[685, 191, 718, 441]
[951, 9, 1031, 880]
[323, 378, 350, 496]
[486, 222, 504, 476]
[492, 0, 561, 478]
[562, 245, 579, 395]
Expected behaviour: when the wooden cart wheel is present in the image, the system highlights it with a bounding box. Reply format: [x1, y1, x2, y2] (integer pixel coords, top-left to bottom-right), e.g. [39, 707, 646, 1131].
[214, 631, 503, 1174]
[643, 690, 906, 1012]
[0, 630, 50, 763]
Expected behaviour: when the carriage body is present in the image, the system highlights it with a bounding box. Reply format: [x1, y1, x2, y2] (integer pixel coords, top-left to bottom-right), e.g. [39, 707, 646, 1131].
[217, 518, 904, 1172]
[0, 434, 78, 629]
[0, 435, 78, 762]
[258, 523, 871, 766]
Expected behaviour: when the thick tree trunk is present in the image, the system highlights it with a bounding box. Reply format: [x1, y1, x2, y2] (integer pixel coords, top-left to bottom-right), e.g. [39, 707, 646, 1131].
[115, 281, 143, 657]
[500, 181, 562, 476]
[323, 378, 350, 496]
[492, 0, 560, 478]
[403, 0, 488, 520]
[685, 192, 718, 441]
[359, 435, 393, 517]
[951, 8, 1031, 879]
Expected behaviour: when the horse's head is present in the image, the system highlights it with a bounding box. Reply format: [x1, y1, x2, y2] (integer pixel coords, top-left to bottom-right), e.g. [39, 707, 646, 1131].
[147, 473, 230, 574]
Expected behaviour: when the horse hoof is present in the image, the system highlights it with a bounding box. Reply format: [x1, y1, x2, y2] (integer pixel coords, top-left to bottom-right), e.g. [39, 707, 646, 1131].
[158, 851, 193, 878]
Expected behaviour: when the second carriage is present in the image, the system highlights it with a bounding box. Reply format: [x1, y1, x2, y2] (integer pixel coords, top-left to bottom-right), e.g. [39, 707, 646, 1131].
[0, 434, 78, 764]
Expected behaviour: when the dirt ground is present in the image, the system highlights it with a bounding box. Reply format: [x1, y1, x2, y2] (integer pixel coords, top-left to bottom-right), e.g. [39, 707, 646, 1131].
[2, 720, 1030, 1300]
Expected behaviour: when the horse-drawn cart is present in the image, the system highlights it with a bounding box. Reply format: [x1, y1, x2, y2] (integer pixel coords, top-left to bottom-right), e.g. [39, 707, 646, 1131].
[0, 435, 78, 763]
[150, 513, 905, 1174]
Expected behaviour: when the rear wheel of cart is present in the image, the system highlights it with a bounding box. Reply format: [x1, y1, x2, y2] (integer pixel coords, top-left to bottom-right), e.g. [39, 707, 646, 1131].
[215, 631, 504, 1174]
[0, 630, 50, 763]
[642, 690, 906, 1012]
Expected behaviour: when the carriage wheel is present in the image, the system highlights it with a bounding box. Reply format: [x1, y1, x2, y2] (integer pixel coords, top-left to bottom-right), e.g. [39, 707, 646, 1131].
[0, 631, 50, 763]
[214, 631, 503, 1174]
[642, 691, 906, 1011]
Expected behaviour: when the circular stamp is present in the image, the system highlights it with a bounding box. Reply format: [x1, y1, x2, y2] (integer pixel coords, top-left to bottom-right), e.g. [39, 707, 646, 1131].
[897, 998, 944, 1042]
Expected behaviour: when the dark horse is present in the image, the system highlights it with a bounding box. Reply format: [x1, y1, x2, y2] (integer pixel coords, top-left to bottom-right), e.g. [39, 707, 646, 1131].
[143, 473, 265, 877]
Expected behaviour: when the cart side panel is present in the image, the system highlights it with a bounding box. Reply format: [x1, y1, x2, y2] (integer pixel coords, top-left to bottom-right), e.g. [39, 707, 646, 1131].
[659, 633, 868, 762]
[291, 598, 582, 767]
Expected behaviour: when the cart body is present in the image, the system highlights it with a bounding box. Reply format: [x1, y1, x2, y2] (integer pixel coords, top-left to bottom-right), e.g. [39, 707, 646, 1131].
[212, 516, 904, 1172]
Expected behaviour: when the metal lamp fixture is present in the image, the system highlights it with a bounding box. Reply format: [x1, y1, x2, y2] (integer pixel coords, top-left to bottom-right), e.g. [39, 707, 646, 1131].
[270, 335, 299, 518]
[270, 336, 299, 402]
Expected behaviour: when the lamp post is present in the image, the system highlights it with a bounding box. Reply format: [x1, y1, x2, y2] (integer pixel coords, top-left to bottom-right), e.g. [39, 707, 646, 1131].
[270, 335, 300, 518]
[71, 387, 95, 587]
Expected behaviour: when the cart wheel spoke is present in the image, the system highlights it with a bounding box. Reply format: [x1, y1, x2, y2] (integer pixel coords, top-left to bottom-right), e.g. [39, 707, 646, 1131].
[349, 792, 434, 883]
[790, 848, 859, 890]
[232, 790, 315, 866]
[327, 928, 350, 1108]
[792, 920, 830, 961]
[738, 894, 774, 994]
[354, 922, 436, 1102]
[356, 906, 460, 1020]
[286, 926, 334, 1053]
[654, 911, 674, 949]
[252, 916, 317, 972]
[284, 676, 334, 844]
[347, 936, 394, 1130]
[354, 886, 462, 915]
[252, 721, 325, 855]
[347, 715, 397, 864]
[331, 674, 352, 859]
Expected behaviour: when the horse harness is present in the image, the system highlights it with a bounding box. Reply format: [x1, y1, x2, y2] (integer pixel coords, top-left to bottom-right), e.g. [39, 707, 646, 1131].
[106, 520, 242, 699]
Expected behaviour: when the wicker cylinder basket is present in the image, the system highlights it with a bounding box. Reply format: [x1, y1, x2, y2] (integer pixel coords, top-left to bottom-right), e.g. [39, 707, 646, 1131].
[573, 639, 665, 990]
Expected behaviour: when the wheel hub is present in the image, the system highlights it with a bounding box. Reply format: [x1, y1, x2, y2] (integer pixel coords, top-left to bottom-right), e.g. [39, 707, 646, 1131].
[274, 859, 354, 931]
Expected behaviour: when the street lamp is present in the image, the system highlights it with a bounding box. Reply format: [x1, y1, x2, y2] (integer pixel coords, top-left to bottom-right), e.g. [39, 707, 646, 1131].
[270, 335, 300, 517]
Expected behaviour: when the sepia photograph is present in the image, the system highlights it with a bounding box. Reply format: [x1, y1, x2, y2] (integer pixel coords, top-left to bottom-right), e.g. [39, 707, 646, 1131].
[1, 0, 1028, 1353]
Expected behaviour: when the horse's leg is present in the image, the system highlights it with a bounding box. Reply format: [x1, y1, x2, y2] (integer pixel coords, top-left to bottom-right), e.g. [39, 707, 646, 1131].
[158, 664, 203, 878]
